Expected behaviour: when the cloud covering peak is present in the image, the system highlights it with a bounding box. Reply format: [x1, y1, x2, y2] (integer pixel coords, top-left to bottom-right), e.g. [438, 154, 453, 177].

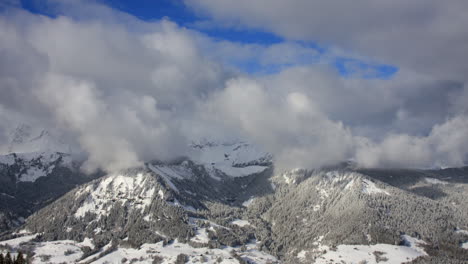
[1, 1, 468, 171]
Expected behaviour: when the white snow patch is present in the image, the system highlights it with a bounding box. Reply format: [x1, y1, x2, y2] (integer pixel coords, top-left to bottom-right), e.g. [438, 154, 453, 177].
[189, 141, 271, 178]
[20, 166, 47, 182]
[93, 227, 102, 234]
[191, 228, 210, 244]
[242, 197, 256, 207]
[297, 250, 307, 260]
[148, 164, 179, 192]
[74, 173, 155, 219]
[84, 239, 276, 264]
[78, 237, 94, 249]
[362, 179, 390, 195]
[455, 228, 468, 235]
[462, 242, 468, 249]
[425, 177, 449, 185]
[210, 164, 268, 177]
[313, 236, 427, 264]
[158, 189, 164, 199]
[231, 219, 251, 227]
[31, 240, 83, 264]
[0, 154, 14, 165]
[0, 151, 73, 182]
[0, 234, 37, 247]
[78, 242, 113, 263]
[168, 198, 197, 212]
[6, 125, 72, 154]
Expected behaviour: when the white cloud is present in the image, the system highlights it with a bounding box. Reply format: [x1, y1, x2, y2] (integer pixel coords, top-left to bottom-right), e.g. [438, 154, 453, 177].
[186, 0, 468, 81]
[0, 1, 467, 172]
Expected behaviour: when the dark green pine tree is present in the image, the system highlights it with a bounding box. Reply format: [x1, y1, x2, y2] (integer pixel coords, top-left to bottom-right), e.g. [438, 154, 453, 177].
[0, 253, 4, 264]
[4, 253, 12, 264]
[14, 252, 25, 264]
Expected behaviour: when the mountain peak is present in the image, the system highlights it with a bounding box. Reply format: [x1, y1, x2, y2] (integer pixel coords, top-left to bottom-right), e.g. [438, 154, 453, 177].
[6, 124, 72, 155]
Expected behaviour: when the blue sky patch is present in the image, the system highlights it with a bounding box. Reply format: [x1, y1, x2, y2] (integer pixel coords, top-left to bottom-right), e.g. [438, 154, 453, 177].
[17, 0, 398, 79]
[335, 58, 398, 79]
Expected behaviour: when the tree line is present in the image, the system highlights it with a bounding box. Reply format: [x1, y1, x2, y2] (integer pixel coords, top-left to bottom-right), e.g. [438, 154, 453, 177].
[0, 252, 25, 264]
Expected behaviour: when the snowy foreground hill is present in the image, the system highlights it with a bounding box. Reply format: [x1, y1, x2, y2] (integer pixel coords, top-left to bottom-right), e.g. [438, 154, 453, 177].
[0, 129, 468, 263]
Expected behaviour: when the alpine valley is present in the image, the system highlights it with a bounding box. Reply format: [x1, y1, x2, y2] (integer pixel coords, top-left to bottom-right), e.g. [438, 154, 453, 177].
[0, 125, 467, 264]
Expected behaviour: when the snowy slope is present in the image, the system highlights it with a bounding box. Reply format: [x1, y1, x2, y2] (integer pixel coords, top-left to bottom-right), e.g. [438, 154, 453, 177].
[307, 235, 427, 264]
[74, 172, 156, 219]
[0, 151, 72, 182]
[189, 141, 271, 178]
[6, 124, 71, 155]
[0, 233, 278, 264]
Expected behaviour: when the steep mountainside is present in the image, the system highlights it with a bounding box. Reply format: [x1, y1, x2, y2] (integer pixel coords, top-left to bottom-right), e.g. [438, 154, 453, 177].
[0, 125, 98, 232]
[0, 135, 467, 263]
[2, 162, 467, 263]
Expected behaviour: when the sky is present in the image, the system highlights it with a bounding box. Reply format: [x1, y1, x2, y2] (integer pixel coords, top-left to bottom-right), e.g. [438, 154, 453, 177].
[1, 0, 468, 172]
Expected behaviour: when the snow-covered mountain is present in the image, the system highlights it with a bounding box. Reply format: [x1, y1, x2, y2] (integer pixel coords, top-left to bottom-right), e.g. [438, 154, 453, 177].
[6, 124, 72, 155]
[2, 164, 467, 263]
[0, 125, 96, 232]
[1, 129, 468, 263]
[188, 140, 272, 179]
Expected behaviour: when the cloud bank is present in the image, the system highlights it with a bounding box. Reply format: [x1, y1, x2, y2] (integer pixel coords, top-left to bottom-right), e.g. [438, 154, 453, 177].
[1, 1, 467, 171]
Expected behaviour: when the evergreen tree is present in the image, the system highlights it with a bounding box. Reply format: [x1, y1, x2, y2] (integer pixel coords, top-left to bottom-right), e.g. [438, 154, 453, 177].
[4, 253, 12, 264]
[0, 253, 4, 264]
[15, 252, 25, 264]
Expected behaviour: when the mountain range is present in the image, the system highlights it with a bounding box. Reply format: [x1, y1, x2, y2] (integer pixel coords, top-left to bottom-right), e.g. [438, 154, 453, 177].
[0, 125, 467, 263]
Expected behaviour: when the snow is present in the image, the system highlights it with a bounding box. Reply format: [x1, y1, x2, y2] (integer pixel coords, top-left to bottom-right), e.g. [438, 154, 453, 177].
[362, 179, 390, 195]
[231, 219, 251, 227]
[425, 177, 449, 185]
[311, 236, 427, 264]
[32, 240, 83, 264]
[297, 250, 307, 260]
[0, 154, 14, 165]
[6, 125, 72, 155]
[0, 151, 73, 182]
[189, 217, 230, 230]
[20, 166, 47, 182]
[93, 227, 102, 234]
[462, 242, 468, 249]
[211, 164, 268, 177]
[78, 242, 113, 263]
[189, 141, 271, 178]
[0, 192, 15, 199]
[148, 164, 179, 192]
[242, 197, 256, 207]
[78, 237, 95, 249]
[0, 235, 93, 264]
[455, 228, 468, 235]
[283, 168, 306, 184]
[74, 173, 155, 219]
[168, 198, 197, 212]
[0, 234, 37, 247]
[149, 164, 194, 180]
[84, 239, 277, 264]
[190, 228, 210, 244]
[401, 235, 427, 255]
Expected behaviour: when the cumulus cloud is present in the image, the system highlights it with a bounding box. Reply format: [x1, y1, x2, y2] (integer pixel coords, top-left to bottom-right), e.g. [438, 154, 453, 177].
[0, 1, 467, 172]
[356, 116, 468, 168]
[0, 7, 219, 171]
[186, 0, 468, 81]
[200, 77, 356, 169]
